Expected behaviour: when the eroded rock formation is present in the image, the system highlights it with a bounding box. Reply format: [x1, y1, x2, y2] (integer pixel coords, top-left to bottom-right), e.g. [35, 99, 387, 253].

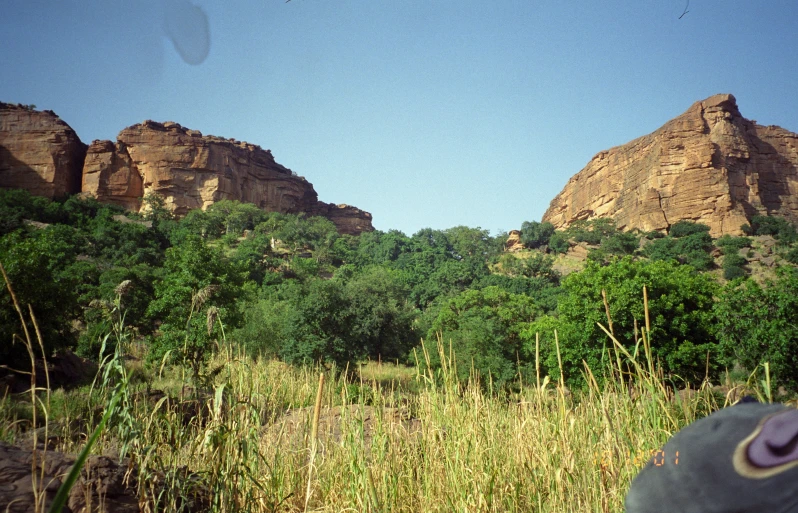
[543, 94, 798, 236]
[82, 120, 374, 234]
[0, 103, 86, 198]
[0, 105, 373, 234]
[308, 202, 374, 236]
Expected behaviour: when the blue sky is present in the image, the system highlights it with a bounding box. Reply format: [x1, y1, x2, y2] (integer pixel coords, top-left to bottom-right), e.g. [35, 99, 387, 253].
[3, 1, 798, 235]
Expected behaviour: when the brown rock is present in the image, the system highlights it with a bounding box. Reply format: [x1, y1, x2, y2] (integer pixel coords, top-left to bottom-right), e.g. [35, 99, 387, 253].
[307, 202, 375, 236]
[0, 442, 139, 513]
[566, 242, 593, 262]
[505, 230, 525, 252]
[81, 140, 143, 210]
[761, 256, 777, 267]
[0, 103, 86, 198]
[543, 94, 798, 236]
[82, 120, 374, 234]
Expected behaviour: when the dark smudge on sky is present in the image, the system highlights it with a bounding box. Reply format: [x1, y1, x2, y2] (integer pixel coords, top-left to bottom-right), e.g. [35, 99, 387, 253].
[163, 0, 210, 65]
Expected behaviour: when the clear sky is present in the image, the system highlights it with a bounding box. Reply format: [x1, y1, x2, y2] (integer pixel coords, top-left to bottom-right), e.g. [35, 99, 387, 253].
[3, 1, 798, 235]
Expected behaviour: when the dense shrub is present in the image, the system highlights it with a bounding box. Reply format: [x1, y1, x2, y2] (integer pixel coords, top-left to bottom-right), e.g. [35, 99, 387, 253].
[668, 220, 710, 238]
[520, 221, 555, 249]
[424, 286, 540, 389]
[524, 257, 719, 387]
[548, 232, 570, 254]
[742, 216, 798, 247]
[566, 218, 618, 245]
[714, 268, 798, 389]
[715, 235, 752, 252]
[644, 231, 714, 270]
[601, 231, 639, 255]
[720, 249, 748, 280]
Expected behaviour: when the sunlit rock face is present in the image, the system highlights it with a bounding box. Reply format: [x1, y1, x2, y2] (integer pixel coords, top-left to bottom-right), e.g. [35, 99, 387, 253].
[543, 94, 798, 236]
[80, 119, 374, 235]
[1, 103, 374, 234]
[0, 103, 86, 198]
[85, 120, 320, 216]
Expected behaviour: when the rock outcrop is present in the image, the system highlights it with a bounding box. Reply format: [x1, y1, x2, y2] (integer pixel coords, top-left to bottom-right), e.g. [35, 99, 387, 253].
[543, 94, 798, 236]
[0, 105, 373, 234]
[505, 230, 524, 252]
[82, 120, 374, 234]
[308, 202, 374, 236]
[0, 103, 86, 198]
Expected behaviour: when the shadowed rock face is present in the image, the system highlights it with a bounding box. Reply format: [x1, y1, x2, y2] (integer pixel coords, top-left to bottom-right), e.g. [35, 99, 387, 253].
[0, 103, 87, 198]
[543, 94, 798, 236]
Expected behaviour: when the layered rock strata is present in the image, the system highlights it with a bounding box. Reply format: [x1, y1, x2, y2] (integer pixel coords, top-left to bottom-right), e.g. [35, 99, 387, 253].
[0, 105, 373, 234]
[81, 120, 373, 234]
[543, 94, 798, 236]
[0, 103, 86, 198]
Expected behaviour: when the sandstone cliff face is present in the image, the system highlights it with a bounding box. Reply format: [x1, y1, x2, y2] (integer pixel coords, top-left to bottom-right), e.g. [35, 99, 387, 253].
[0, 103, 86, 198]
[81, 120, 374, 234]
[308, 202, 374, 236]
[543, 94, 798, 236]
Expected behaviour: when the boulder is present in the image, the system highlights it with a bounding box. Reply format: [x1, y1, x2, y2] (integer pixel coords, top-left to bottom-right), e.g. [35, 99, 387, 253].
[0, 103, 86, 198]
[505, 230, 525, 252]
[544, 94, 798, 237]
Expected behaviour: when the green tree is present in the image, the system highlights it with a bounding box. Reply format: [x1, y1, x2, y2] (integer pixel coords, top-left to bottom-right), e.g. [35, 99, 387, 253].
[277, 268, 417, 368]
[425, 286, 540, 389]
[520, 221, 555, 249]
[714, 268, 798, 390]
[743, 215, 798, 243]
[547, 231, 570, 254]
[0, 225, 95, 363]
[566, 218, 618, 245]
[146, 235, 245, 378]
[668, 220, 710, 238]
[525, 257, 719, 387]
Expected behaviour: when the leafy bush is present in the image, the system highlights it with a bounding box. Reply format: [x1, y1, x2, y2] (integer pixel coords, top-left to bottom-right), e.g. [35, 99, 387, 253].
[723, 265, 746, 281]
[524, 257, 719, 387]
[425, 286, 540, 389]
[743, 215, 798, 245]
[643, 230, 666, 239]
[714, 268, 798, 389]
[278, 268, 417, 367]
[668, 220, 710, 238]
[721, 253, 747, 280]
[145, 235, 245, 378]
[644, 231, 713, 270]
[520, 221, 555, 249]
[715, 235, 752, 252]
[601, 231, 639, 255]
[548, 232, 570, 254]
[0, 225, 95, 364]
[566, 218, 618, 245]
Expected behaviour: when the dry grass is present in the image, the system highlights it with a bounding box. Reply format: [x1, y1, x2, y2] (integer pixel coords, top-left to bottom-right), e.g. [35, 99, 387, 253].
[0, 264, 782, 512]
[2, 337, 736, 513]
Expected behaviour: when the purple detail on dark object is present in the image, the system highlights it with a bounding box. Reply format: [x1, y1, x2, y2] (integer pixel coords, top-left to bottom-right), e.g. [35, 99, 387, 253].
[747, 409, 798, 468]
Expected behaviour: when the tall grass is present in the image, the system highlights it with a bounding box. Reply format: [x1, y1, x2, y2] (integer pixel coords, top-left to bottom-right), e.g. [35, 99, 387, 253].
[1, 281, 774, 512]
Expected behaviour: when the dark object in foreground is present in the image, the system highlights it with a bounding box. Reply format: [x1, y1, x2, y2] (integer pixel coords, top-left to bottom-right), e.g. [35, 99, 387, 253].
[625, 399, 798, 513]
[0, 441, 207, 513]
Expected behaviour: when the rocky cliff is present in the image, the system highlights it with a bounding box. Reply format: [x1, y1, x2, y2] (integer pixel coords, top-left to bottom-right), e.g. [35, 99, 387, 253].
[543, 94, 798, 236]
[0, 103, 87, 198]
[0, 106, 373, 234]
